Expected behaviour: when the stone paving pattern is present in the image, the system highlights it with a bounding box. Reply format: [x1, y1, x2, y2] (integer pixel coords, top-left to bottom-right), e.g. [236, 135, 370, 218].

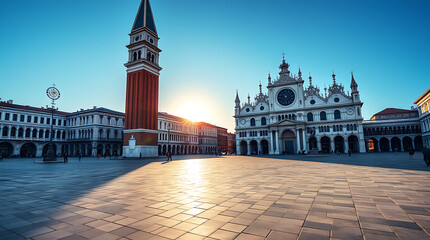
[0, 153, 429, 240]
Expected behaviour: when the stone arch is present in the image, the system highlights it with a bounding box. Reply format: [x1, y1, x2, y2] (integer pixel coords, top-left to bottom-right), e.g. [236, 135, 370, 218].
[368, 138, 378, 152]
[307, 112, 313, 122]
[2, 126, 8, 137]
[281, 129, 296, 154]
[97, 144, 103, 155]
[0, 142, 13, 157]
[334, 136, 344, 153]
[250, 140, 258, 155]
[380, 137, 390, 152]
[348, 135, 359, 153]
[42, 143, 57, 156]
[163, 145, 166, 155]
[172, 145, 176, 155]
[260, 139, 269, 154]
[240, 141, 247, 155]
[20, 142, 36, 157]
[402, 137, 413, 151]
[320, 111, 327, 121]
[320, 136, 331, 153]
[391, 137, 401, 152]
[309, 136, 317, 151]
[105, 144, 111, 156]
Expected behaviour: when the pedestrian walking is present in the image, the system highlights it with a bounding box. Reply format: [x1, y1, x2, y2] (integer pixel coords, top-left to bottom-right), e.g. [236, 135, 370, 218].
[408, 147, 414, 159]
[79, 153, 82, 162]
[348, 149, 352, 157]
[422, 146, 430, 167]
[64, 152, 68, 163]
[166, 151, 172, 162]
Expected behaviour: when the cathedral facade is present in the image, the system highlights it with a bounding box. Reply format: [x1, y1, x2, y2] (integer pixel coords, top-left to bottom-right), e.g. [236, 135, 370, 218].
[234, 57, 366, 155]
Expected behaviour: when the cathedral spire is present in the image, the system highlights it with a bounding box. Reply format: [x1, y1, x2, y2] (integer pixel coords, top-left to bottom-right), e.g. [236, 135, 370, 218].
[350, 72, 358, 93]
[132, 0, 157, 35]
[268, 72, 271, 84]
[235, 90, 240, 107]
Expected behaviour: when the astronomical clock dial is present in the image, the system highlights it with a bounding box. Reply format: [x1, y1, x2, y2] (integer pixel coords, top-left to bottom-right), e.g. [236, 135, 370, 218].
[277, 89, 295, 106]
[347, 108, 354, 115]
[46, 87, 60, 100]
[240, 119, 246, 125]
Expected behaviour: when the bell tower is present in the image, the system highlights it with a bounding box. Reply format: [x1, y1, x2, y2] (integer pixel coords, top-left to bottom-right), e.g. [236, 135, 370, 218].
[123, 0, 162, 158]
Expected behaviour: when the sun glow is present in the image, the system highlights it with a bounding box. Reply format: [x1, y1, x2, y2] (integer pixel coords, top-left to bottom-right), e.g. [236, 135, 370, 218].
[175, 102, 209, 122]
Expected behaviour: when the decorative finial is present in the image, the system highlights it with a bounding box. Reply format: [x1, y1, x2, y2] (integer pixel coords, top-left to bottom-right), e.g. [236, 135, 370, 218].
[308, 73, 312, 85]
[259, 81, 262, 94]
[298, 66, 302, 79]
[332, 70, 336, 84]
[247, 93, 250, 104]
[324, 85, 327, 98]
[282, 52, 285, 61]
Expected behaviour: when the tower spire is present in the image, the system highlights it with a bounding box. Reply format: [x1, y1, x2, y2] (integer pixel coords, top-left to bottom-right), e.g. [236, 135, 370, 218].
[259, 81, 262, 94]
[132, 0, 157, 35]
[235, 90, 240, 107]
[268, 72, 271, 84]
[350, 72, 358, 93]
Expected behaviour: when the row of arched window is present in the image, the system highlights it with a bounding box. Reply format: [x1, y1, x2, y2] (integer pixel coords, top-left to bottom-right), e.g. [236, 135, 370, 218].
[364, 125, 421, 136]
[346, 124, 358, 131]
[307, 110, 341, 122]
[250, 117, 267, 126]
[1, 126, 66, 139]
[277, 114, 296, 121]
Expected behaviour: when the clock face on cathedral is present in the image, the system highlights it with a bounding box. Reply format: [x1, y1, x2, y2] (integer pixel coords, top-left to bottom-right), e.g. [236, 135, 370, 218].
[277, 88, 295, 106]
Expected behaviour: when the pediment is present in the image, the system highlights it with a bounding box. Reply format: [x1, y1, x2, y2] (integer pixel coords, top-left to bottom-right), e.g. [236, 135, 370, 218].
[268, 118, 304, 127]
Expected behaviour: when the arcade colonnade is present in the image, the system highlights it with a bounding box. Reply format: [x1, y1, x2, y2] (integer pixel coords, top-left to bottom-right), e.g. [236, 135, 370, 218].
[237, 128, 364, 155]
[365, 136, 423, 152]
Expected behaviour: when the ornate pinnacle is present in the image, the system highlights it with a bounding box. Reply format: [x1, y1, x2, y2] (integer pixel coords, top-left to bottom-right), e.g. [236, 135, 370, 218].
[247, 93, 250, 104]
[268, 72, 271, 84]
[308, 73, 312, 86]
[298, 67, 302, 79]
[259, 81, 262, 94]
[332, 71, 336, 84]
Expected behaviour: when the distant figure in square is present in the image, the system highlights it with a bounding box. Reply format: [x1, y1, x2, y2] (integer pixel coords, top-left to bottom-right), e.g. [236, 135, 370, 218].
[64, 152, 68, 163]
[422, 146, 430, 167]
[348, 149, 352, 157]
[408, 147, 415, 159]
[79, 153, 82, 162]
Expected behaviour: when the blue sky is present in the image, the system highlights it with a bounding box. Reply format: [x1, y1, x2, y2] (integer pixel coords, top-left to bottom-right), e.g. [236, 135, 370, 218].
[0, 0, 429, 132]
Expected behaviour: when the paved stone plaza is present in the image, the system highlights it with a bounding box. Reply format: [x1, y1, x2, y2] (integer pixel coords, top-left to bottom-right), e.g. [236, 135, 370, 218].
[0, 153, 429, 240]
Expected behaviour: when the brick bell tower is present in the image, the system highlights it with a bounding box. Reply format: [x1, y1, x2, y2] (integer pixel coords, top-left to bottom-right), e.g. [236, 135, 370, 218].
[123, 0, 161, 157]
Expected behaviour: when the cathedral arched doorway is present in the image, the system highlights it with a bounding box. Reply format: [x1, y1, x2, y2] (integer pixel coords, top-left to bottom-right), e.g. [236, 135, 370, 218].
[281, 130, 296, 154]
[334, 136, 344, 153]
[368, 138, 378, 152]
[240, 141, 247, 155]
[250, 140, 258, 155]
[0, 142, 13, 157]
[380, 137, 390, 152]
[20, 143, 36, 157]
[261, 140, 269, 154]
[402, 137, 412, 151]
[348, 135, 359, 153]
[308, 137, 317, 151]
[391, 137, 401, 152]
[320, 136, 331, 153]
[414, 136, 423, 151]
[97, 144, 103, 155]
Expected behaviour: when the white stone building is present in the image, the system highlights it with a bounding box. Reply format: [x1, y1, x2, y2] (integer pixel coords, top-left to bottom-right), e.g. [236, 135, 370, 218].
[234, 57, 365, 155]
[0, 100, 124, 157]
[414, 88, 430, 148]
[157, 112, 199, 155]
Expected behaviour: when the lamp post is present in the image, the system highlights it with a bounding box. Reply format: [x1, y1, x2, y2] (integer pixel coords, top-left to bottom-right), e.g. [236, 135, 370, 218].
[44, 85, 60, 162]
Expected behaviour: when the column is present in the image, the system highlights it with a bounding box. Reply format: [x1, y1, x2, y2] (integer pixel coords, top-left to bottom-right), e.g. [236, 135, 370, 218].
[388, 139, 392, 152]
[411, 138, 415, 149]
[8, 126, 12, 138]
[275, 131, 280, 154]
[269, 131, 274, 154]
[302, 129, 307, 152]
[330, 139, 335, 153]
[247, 141, 251, 155]
[296, 131, 301, 153]
[344, 139, 349, 153]
[399, 140, 403, 152]
[317, 139, 322, 152]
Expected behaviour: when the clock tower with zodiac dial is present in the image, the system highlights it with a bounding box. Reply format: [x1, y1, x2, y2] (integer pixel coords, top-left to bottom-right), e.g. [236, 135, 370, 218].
[123, 0, 161, 157]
